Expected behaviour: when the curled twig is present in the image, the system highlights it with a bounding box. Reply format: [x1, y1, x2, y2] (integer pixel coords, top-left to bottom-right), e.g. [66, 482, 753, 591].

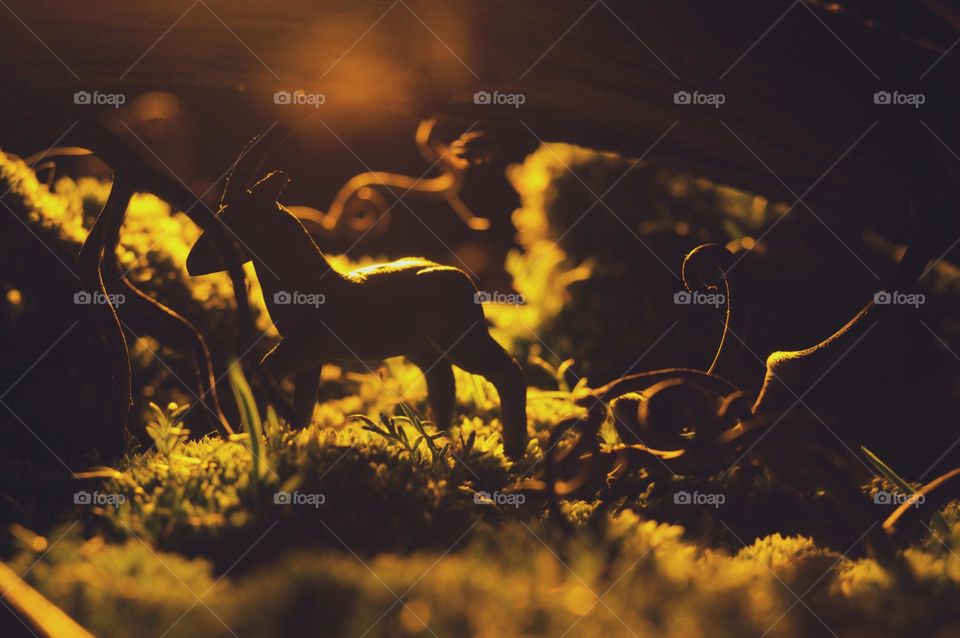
[295, 118, 492, 235]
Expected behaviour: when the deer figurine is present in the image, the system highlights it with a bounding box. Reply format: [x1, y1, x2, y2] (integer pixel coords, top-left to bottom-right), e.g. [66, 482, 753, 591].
[185, 136, 528, 459]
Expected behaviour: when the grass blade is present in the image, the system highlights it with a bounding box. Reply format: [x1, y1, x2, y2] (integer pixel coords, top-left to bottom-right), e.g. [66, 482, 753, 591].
[228, 359, 267, 488]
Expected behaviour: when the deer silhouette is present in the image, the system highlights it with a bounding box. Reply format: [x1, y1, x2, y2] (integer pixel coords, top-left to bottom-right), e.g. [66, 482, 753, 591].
[185, 136, 528, 459]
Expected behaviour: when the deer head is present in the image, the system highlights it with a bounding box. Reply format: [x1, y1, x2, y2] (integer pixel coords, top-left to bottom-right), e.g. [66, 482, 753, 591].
[186, 135, 288, 276]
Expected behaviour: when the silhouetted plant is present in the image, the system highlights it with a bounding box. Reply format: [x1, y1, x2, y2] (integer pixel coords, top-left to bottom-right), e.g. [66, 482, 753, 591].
[351, 405, 452, 472]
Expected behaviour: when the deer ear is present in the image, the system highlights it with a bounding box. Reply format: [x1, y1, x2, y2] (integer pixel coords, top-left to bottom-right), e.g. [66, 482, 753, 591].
[249, 171, 289, 203]
[223, 134, 271, 205]
[187, 230, 253, 275]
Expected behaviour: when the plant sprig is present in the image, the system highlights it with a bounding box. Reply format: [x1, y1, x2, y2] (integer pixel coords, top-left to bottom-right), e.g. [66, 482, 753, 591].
[351, 404, 451, 471]
[145, 401, 190, 463]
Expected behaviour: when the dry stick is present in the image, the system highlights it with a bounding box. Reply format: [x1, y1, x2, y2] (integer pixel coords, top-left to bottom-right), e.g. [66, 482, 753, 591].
[22, 103, 290, 444]
[77, 174, 133, 458]
[91, 123, 293, 428]
[0, 559, 94, 638]
[681, 243, 750, 380]
[752, 158, 957, 415]
[883, 467, 960, 537]
[307, 118, 491, 234]
[99, 174, 234, 438]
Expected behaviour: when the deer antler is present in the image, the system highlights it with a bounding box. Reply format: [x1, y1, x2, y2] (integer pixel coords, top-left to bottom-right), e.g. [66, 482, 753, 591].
[222, 132, 277, 207]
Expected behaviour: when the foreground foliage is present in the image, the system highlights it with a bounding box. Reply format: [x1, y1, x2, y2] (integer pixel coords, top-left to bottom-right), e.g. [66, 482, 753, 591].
[9, 394, 960, 637]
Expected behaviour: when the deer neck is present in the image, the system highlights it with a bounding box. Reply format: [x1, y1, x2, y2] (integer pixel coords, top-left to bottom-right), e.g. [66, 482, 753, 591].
[248, 210, 335, 289]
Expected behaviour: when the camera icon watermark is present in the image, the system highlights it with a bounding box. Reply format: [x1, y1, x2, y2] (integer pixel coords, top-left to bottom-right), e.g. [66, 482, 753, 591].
[473, 490, 525, 509]
[873, 90, 925, 108]
[873, 290, 924, 308]
[673, 290, 725, 307]
[274, 90, 326, 108]
[273, 490, 326, 508]
[873, 490, 925, 508]
[73, 90, 126, 108]
[473, 291, 526, 305]
[273, 290, 326, 308]
[74, 490, 125, 509]
[74, 290, 125, 306]
[674, 90, 725, 108]
[473, 90, 525, 108]
[673, 490, 725, 508]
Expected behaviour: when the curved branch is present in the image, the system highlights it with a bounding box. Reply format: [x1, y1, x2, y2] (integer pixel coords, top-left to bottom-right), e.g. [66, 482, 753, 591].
[681, 243, 748, 378]
[78, 175, 133, 457]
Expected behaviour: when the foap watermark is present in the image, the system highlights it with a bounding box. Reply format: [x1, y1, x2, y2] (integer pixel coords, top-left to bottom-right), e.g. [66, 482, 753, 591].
[673, 290, 725, 307]
[74, 490, 125, 509]
[474, 291, 525, 306]
[474, 490, 525, 509]
[274, 89, 326, 108]
[274, 490, 326, 508]
[873, 90, 925, 108]
[674, 90, 725, 108]
[674, 490, 725, 508]
[73, 90, 126, 108]
[873, 490, 925, 508]
[874, 290, 924, 308]
[74, 290, 125, 306]
[473, 90, 525, 108]
[273, 291, 326, 307]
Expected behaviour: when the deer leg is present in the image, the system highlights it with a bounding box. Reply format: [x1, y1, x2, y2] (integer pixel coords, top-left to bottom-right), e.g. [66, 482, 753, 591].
[427, 325, 527, 460]
[260, 335, 325, 377]
[407, 356, 455, 429]
[292, 367, 321, 428]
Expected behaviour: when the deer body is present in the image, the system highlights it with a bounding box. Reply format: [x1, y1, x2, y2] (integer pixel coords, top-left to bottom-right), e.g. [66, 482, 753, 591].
[187, 162, 528, 459]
